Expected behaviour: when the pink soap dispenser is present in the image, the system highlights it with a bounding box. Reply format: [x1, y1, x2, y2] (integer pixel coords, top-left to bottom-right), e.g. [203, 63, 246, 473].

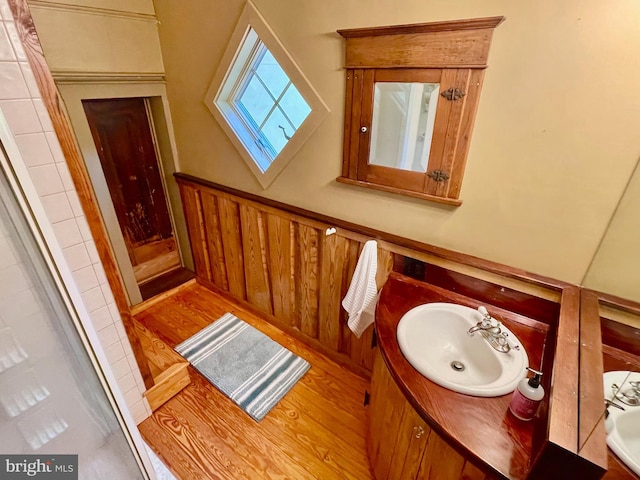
[509, 368, 544, 421]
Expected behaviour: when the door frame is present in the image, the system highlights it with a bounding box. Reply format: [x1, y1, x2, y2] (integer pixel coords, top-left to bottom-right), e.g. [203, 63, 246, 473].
[57, 81, 193, 305]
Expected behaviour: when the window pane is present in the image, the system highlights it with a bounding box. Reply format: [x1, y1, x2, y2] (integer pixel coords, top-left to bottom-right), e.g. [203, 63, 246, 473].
[256, 49, 289, 99]
[280, 84, 311, 129]
[261, 107, 291, 156]
[237, 74, 274, 127]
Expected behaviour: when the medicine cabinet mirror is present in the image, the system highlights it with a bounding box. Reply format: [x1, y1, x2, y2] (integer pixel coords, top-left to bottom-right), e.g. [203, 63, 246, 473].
[369, 81, 440, 173]
[336, 17, 504, 206]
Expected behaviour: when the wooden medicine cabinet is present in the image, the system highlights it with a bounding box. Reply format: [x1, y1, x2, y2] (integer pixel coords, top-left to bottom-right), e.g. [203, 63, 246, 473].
[336, 17, 504, 206]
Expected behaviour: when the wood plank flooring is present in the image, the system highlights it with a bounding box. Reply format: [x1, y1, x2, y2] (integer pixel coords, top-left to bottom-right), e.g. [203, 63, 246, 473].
[136, 282, 374, 480]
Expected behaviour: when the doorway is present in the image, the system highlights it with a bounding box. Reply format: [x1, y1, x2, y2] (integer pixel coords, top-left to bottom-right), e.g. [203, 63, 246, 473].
[83, 98, 183, 299]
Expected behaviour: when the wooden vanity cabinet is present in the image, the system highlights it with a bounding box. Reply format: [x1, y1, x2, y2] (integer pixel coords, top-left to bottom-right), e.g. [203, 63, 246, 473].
[368, 348, 489, 480]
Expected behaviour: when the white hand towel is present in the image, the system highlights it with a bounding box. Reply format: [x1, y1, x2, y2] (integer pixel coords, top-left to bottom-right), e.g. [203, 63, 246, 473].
[342, 240, 378, 338]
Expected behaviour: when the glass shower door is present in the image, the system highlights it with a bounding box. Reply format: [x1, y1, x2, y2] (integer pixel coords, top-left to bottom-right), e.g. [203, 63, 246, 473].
[0, 154, 146, 478]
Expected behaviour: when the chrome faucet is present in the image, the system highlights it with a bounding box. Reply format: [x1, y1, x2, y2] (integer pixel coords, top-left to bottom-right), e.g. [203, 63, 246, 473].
[611, 380, 640, 407]
[467, 306, 520, 354]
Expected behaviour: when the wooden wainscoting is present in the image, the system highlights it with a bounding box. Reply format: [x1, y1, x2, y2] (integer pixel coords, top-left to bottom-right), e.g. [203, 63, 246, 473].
[175, 173, 571, 377]
[178, 179, 394, 375]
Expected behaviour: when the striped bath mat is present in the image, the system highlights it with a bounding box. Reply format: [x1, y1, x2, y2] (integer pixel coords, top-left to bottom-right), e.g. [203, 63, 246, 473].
[174, 312, 310, 421]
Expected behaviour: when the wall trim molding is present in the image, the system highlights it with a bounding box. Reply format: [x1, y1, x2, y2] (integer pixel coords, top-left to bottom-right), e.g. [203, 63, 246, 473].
[52, 71, 166, 85]
[29, 1, 157, 22]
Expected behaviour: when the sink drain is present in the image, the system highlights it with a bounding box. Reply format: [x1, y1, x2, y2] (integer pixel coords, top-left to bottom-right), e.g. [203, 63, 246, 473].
[450, 361, 465, 372]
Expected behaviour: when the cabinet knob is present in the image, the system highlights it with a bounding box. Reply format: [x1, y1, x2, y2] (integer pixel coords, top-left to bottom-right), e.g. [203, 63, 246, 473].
[413, 425, 425, 439]
[360, 126, 368, 133]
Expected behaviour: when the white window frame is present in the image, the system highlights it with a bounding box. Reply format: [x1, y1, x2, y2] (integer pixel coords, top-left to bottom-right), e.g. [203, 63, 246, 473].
[205, 1, 329, 189]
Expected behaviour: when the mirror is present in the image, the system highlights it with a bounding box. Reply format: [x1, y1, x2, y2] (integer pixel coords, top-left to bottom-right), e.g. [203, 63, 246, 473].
[579, 156, 640, 462]
[369, 82, 440, 173]
[582, 158, 640, 304]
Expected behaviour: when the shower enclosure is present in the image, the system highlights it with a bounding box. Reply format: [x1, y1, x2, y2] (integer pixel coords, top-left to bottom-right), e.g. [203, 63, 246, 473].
[0, 142, 149, 478]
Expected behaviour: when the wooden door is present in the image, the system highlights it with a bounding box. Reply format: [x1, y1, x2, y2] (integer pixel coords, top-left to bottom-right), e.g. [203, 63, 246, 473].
[83, 98, 178, 282]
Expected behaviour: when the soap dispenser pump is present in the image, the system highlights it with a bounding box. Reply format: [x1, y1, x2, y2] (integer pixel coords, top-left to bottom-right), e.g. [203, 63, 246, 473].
[509, 368, 544, 421]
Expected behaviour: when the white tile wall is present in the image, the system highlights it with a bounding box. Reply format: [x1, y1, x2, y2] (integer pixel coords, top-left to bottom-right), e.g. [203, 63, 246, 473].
[91, 306, 114, 331]
[0, 100, 41, 134]
[14, 132, 55, 166]
[0, 2, 11, 20]
[0, 62, 28, 98]
[45, 131, 65, 163]
[52, 218, 83, 248]
[32, 99, 52, 131]
[81, 286, 107, 313]
[29, 164, 63, 196]
[73, 265, 99, 292]
[40, 192, 74, 223]
[0, 4, 150, 424]
[19, 62, 40, 98]
[0, 22, 13, 61]
[4, 22, 25, 61]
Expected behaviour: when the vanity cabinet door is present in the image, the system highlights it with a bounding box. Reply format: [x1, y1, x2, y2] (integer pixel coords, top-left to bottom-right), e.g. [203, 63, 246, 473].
[387, 403, 430, 479]
[368, 348, 489, 480]
[369, 349, 430, 479]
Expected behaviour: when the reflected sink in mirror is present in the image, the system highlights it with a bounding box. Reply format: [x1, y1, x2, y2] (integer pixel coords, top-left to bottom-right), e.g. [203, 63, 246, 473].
[604, 371, 640, 477]
[396, 303, 528, 397]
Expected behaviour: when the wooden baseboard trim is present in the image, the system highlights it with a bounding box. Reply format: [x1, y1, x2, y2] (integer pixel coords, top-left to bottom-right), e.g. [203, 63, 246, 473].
[131, 278, 197, 315]
[143, 362, 191, 412]
[196, 277, 373, 380]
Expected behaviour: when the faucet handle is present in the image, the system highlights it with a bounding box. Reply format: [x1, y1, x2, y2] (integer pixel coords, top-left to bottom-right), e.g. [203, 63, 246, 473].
[477, 306, 489, 317]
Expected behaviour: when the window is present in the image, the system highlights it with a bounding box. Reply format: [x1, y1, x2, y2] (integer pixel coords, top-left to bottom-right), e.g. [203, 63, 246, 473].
[215, 29, 311, 173]
[205, 2, 328, 188]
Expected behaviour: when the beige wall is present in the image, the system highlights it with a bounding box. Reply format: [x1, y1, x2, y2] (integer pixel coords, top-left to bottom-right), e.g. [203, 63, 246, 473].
[29, 0, 162, 75]
[153, 0, 640, 286]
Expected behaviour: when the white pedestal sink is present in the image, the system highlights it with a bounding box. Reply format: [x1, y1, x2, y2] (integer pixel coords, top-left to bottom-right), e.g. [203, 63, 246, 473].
[604, 371, 640, 477]
[396, 303, 529, 397]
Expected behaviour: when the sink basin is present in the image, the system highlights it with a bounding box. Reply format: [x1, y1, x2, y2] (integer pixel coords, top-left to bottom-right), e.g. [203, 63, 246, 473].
[603, 371, 640, 477]
[396, 303, 528, 397]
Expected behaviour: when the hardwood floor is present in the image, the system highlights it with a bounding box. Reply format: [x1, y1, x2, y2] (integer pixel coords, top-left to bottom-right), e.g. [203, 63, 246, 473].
[136, 282, 374, 480]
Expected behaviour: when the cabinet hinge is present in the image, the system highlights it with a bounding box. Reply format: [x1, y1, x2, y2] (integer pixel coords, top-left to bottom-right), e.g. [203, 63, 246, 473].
[440, 87, 466, 101]
[363, 390, 370, 406]
[427, 170, 450, 182]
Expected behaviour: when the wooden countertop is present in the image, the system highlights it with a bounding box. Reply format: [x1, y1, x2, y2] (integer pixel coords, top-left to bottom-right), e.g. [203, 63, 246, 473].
[376, 273, 551, 479]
